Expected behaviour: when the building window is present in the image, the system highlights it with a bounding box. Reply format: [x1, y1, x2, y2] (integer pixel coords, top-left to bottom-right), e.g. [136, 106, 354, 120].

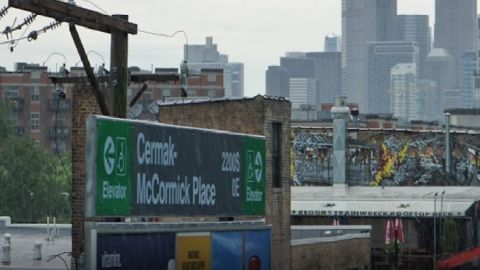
[31, 87, 40, 102]
[187, 90, 197, 97]
[162, 88, 171, 97]
[4, 86, 19, 99]
[272, 122, 282, 188]
[143, 88, 152, 101]
[208, 74, 216, 83]
[31, 112, 40, 130]
[208, 89, 217, 98]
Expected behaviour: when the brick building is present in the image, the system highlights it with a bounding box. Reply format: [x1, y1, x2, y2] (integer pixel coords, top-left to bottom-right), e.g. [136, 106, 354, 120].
[157, 96, 292, 270]
[0, 64, 225, 153]
[128, 67, 224, 103]
[0, 63, 72, 153]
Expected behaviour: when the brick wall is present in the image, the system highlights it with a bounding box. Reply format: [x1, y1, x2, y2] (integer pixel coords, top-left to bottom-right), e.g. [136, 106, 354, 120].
[292, 237, 371, 270]
[158, 96, 292, 270]
[71, 83, 99, 269]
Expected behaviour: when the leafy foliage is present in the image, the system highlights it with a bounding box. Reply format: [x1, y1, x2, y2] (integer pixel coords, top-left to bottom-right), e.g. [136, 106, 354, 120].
[0, 105, 71, 223]
[442, 219, 459, 255]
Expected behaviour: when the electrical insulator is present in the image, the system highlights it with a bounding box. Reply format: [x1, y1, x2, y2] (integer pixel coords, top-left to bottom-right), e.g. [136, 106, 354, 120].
[179, 60, 188, 96]
[3, 26, 12, 39]
[42, 21, 62, 33]
[27, 31, 38, 41]
[0, 6, 9, 20]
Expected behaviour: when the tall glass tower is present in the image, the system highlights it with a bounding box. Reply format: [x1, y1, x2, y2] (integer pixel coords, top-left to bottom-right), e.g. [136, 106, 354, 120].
[342, 0, 397, 112]
[434, 0, 477, 88]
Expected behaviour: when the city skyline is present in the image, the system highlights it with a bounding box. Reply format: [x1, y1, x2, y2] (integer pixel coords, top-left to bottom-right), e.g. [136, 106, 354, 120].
[0, 0, 476, 97]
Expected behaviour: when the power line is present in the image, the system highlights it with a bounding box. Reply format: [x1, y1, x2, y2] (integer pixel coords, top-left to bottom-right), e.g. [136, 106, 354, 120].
[8, 17, 31, 51]
[4, 13, 36, 37]
[138, 29, 189, 45]
[138, 29, 189, 60]
[77, 0, 109, 15]
[0, 20, 62, 47]
[0, 35, 27, 45]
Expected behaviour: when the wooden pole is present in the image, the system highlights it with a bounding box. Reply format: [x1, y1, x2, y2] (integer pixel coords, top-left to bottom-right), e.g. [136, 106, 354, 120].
[69, 24, 110, 115]
[110, 14, 129, 118]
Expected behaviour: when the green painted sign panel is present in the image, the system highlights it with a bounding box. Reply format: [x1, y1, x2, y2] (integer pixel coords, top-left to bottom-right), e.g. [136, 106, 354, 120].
[86, 116, 266, 217]
[243, 137, 266, 215]
[96, 119, 132, 215]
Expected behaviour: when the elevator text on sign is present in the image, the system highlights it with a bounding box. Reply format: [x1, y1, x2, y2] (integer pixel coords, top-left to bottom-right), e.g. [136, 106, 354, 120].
[86, 116, 266, 217]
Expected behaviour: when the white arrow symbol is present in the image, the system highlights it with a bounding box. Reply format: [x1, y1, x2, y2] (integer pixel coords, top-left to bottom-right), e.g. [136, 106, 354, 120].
[104, 136, 115, 175]
[255, 152, 263, 183]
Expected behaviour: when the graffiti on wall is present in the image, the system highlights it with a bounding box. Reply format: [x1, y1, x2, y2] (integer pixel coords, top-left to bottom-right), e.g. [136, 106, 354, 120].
[293, 128, 480, 186]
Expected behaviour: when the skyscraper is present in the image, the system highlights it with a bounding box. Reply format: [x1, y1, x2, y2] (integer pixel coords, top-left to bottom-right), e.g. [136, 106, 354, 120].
[390, 63, 418, 121]
[342, 0, 397, 112]
[460, 52, 476, 108]
[367, 41, 418, 114]
[266, 66, 285, 97]
[324, 35, 341, 52]
[266, 52, 341, 108]
[289, 78, 317, 120]
[289, 78, 316, 109]
[396, 15, 431, 78]
[184, 36, 244, 97]
[265, 53, 314, 99]
[417, 80, 439, 122]
[305, 52, 341, 106]
[424, 48, 455, 118]
[375, 0, 398, 42]
[434, 0, 477, 87]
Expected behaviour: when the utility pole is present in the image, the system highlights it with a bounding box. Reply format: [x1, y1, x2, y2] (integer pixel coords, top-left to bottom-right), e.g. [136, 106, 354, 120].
[9, 0, 137, 117]
[110, 14, 129, 117]
[8, 1, 137, 269]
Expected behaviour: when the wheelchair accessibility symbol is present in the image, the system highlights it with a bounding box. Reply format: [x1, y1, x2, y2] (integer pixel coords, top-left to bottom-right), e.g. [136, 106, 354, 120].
[103, 136, 126, 176]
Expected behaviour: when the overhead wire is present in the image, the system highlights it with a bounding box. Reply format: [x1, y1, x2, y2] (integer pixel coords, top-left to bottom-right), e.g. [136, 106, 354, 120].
[138, 29, 189, 60]
[77, 0, 109, 16]
[4, 13, 36, 36]
[0, 20, 62, 46]
[2, 0, 189, 64]
[9, 17, 32, 51]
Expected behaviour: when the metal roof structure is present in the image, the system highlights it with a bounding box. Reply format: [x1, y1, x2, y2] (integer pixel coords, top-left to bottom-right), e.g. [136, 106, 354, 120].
[292, 186, 480, 218]
[156, 95, 290, 107]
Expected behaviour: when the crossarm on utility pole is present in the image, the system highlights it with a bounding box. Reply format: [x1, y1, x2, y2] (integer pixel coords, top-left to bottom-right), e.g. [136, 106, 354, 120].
[9, 0, 137, 34]
[69, 24, 110, 115]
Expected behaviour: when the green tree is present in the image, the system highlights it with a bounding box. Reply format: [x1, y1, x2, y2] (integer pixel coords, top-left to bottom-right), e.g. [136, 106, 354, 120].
[442, 219, 459, 255]
[0, 104, 71, 223]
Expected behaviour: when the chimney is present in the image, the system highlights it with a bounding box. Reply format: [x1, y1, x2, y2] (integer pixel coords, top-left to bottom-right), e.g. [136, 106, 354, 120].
[331, 96, 350, 187]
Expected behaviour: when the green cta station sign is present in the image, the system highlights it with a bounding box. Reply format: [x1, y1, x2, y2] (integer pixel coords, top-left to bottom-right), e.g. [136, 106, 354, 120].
[85, 116, 266, 217]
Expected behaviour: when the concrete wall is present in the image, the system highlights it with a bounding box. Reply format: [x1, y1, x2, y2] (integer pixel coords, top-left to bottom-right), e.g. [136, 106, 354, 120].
[292, 235, 371, 270]
[451, 114, 480, 128]
[158, 96, 292, 270]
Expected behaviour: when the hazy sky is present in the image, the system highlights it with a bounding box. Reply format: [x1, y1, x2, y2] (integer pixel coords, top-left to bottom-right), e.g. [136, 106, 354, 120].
[0, 0, 466, 96]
